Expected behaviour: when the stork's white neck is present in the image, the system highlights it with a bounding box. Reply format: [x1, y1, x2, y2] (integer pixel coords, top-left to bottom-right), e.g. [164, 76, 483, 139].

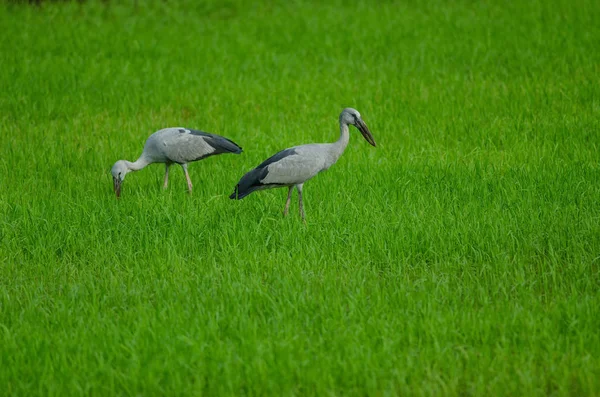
[127, 156, 151, 172]
[329, 121, 350, 162]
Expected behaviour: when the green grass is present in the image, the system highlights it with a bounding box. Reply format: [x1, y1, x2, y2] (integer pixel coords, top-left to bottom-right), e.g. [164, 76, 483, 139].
[1, 0, 600, 395]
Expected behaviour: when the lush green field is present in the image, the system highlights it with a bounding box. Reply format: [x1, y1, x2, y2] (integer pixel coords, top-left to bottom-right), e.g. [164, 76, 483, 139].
[1, 0, 599, 395]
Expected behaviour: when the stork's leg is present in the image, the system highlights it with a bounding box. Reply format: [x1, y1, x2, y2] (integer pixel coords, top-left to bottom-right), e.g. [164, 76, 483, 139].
[283, 186, 294, 216]
[163, 164, 170, 189]
[297, 183, 306, 223]
[182, 164, 193, 193]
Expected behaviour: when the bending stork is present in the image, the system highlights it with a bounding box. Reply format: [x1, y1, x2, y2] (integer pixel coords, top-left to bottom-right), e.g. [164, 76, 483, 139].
[111, 127, 242, 198]
[229, 108, 376, 221]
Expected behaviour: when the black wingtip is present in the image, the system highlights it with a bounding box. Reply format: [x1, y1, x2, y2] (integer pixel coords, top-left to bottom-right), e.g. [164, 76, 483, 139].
[229, 184, 250, 199]
[229, 185, 239, 199]
[228, 144, 242, 155]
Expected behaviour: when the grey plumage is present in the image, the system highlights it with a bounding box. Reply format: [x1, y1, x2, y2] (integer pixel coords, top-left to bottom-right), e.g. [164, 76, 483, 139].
[185, 129, 244, 157]
[111, 127, 242, 197]
[229, 148, 298, 199]
[230, 108, 376, 221]
[143, 128, 242, 164]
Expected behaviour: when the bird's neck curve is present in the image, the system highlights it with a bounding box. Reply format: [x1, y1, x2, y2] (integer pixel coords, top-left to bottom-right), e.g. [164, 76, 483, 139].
[330, 121, 350, 161]
[127, 156, 151, 172]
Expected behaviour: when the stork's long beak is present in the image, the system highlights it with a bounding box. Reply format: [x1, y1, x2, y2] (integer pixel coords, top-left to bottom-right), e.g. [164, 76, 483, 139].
[357, 118, 376, 147]
[113, 177, 122, 199]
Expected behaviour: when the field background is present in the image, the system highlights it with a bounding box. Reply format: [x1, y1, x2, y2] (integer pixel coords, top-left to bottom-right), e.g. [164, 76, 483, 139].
[1, 0, 599, 395]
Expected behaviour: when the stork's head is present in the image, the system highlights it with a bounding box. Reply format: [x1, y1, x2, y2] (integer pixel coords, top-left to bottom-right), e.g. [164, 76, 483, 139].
[340, 108, 376, 147]
[111, 160, 130, 198]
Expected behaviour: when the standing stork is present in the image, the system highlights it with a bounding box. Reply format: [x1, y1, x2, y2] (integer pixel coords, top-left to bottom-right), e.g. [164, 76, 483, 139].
[229, 108, 376, 221]
[111, 127, 242, 198]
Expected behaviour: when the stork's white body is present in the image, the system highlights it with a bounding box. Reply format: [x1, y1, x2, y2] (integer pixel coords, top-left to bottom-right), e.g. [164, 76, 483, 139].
[259, 132, 348, 186]
[230, 108, 376, 221]
[111, 127, 242, 197]
[141, 128, 227, 164]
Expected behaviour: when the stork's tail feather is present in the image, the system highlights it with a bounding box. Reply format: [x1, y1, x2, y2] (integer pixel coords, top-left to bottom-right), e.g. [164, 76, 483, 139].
[229, 144, 243, 155]
[229, 180, 259, 199]
[230, 166, 265, 199]
[207, 135, 243, 155]
[229, 185, 239, 199]
[221, 140, 243, 155]
[229, 184, 251, 200]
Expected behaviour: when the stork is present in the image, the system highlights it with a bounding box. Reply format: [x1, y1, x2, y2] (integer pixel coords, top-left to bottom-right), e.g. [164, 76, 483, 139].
[111, 127, 242, 198]
[229, 108, 376, 221]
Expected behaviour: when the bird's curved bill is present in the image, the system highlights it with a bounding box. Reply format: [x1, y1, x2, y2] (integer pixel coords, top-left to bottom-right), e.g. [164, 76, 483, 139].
[113, 177, 122, 198]
[357, 119, 376, 147]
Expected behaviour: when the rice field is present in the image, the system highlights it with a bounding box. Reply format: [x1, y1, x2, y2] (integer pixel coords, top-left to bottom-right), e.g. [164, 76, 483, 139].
[1, 0, 599, 395]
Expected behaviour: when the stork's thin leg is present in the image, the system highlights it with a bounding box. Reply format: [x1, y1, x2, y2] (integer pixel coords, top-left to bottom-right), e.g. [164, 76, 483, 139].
[297, 183, 306, 223]
[182, 164, 193, 193]
[163, 164, 170, 189]
[283, 186, 294, 216]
